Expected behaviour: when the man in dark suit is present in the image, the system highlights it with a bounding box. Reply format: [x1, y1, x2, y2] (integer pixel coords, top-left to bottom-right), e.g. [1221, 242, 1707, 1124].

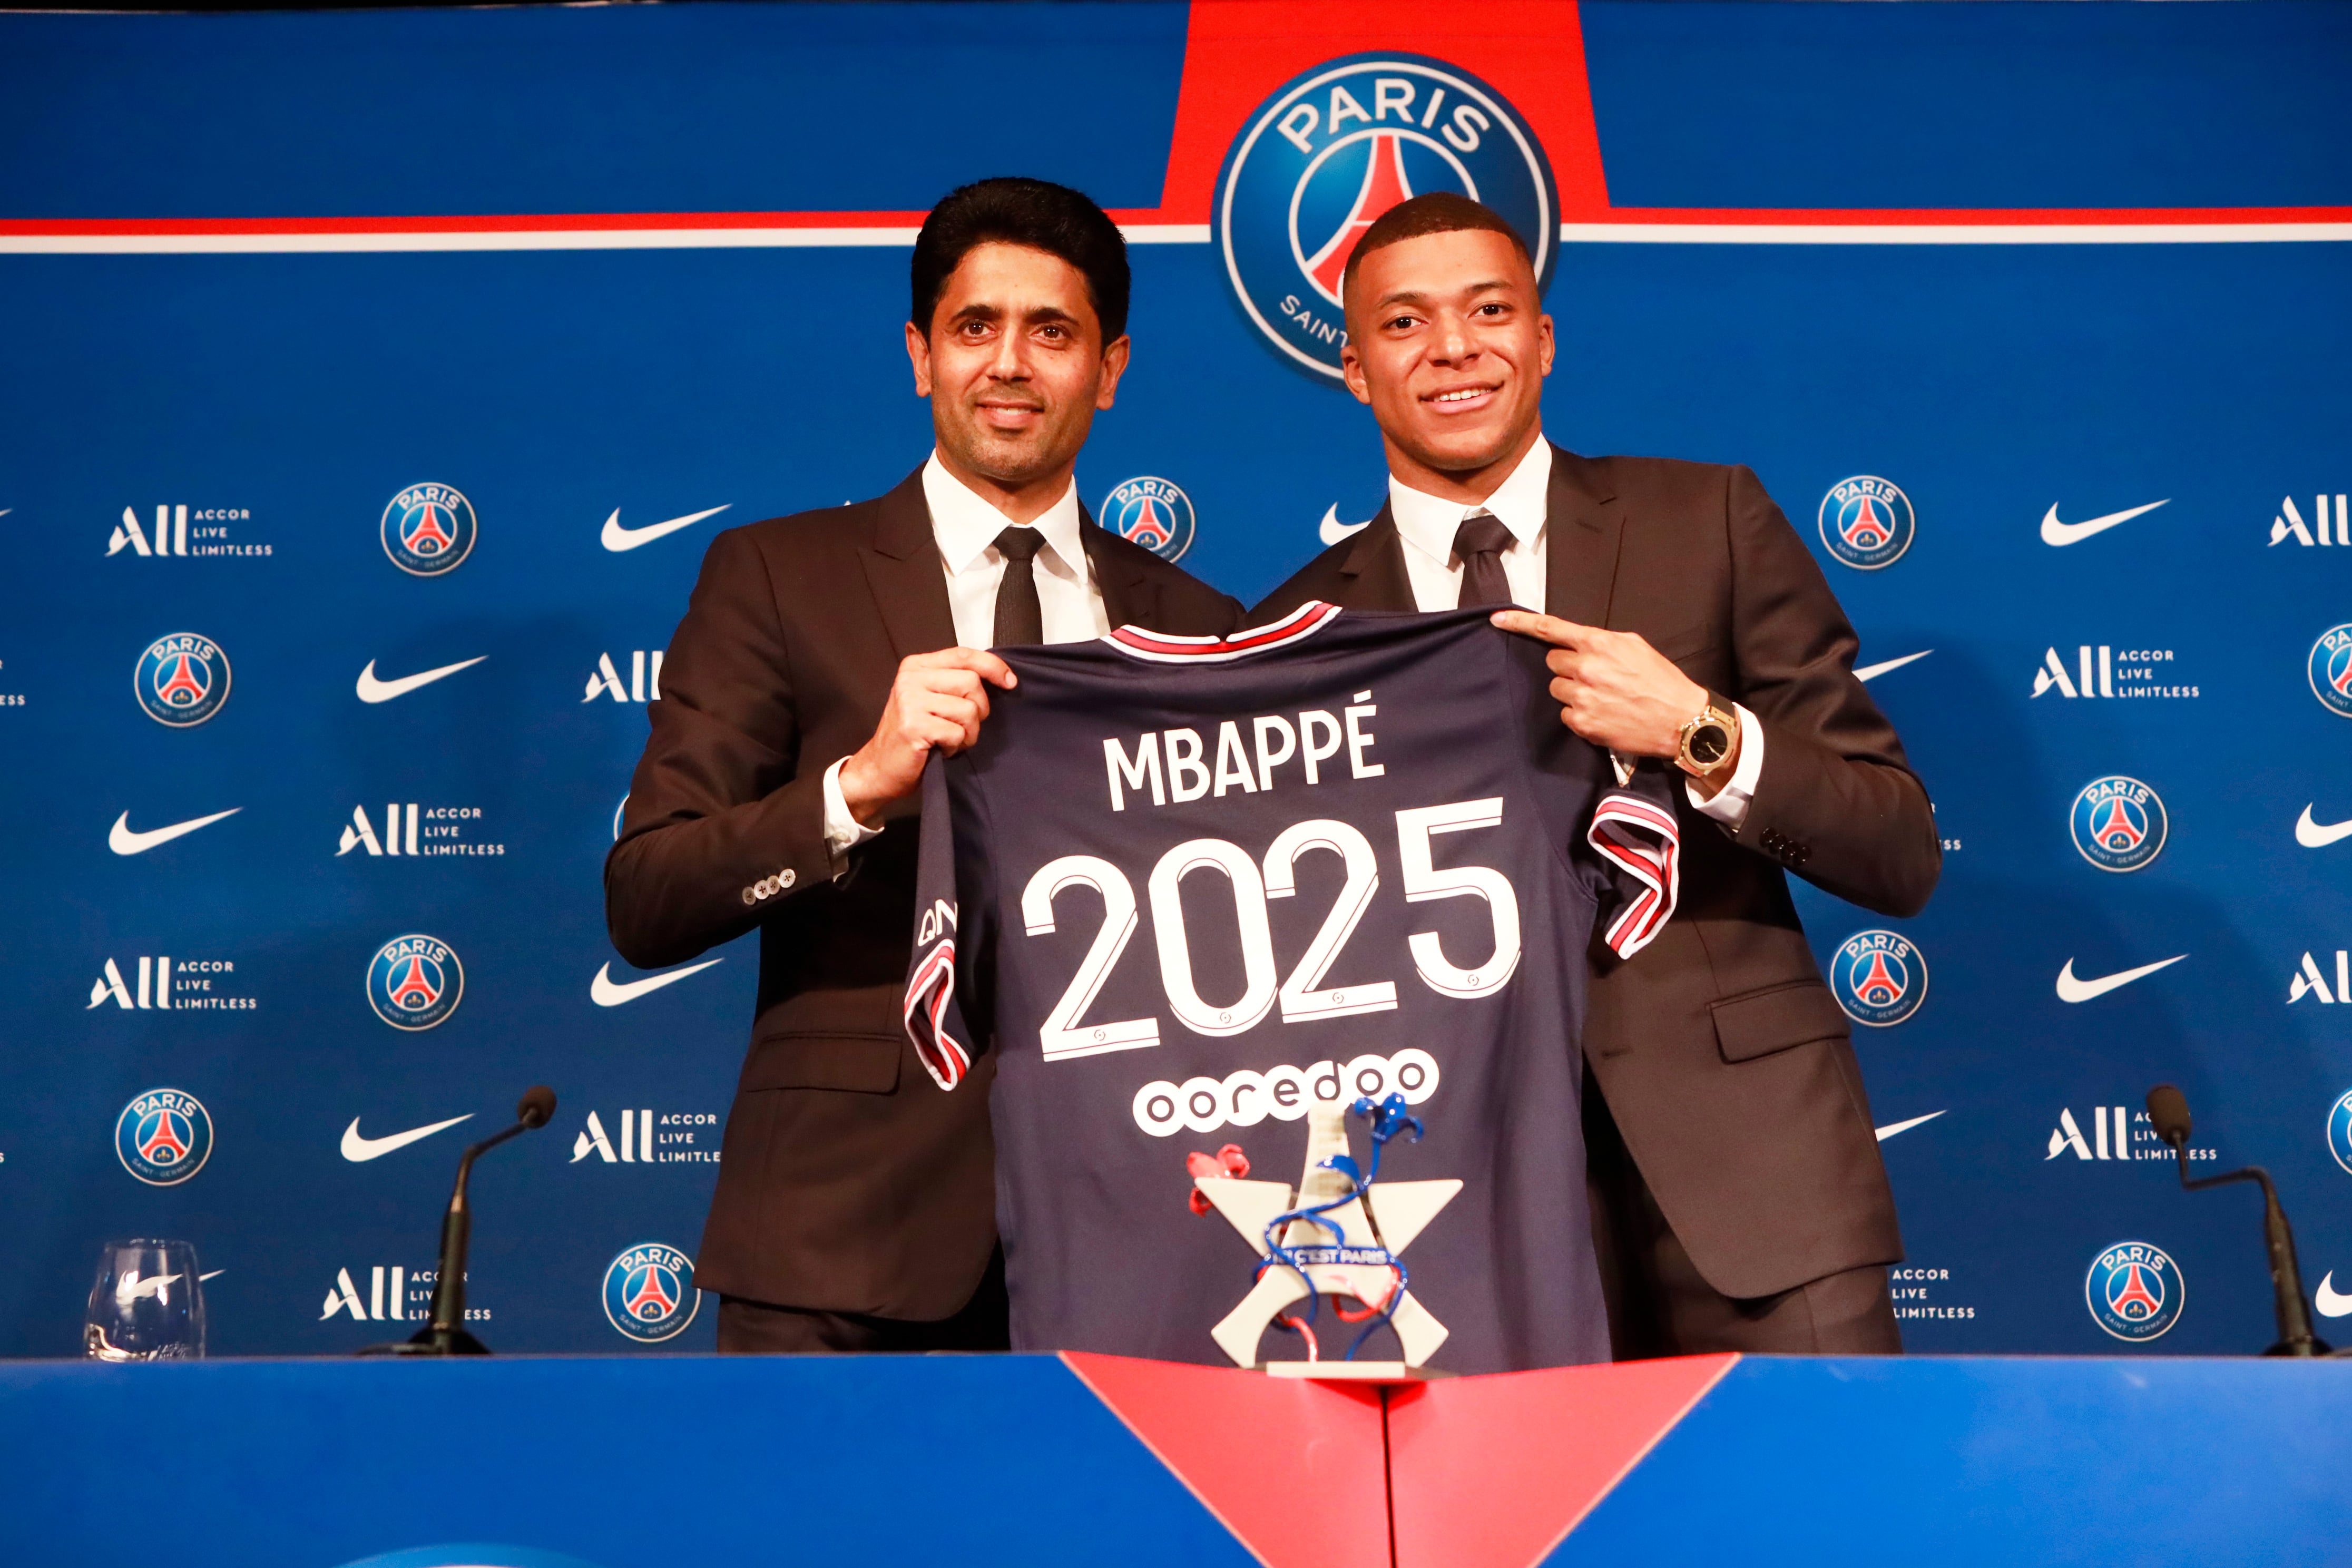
[1252, 193, 1939, 1355]
[606, 178, 1240, 1354]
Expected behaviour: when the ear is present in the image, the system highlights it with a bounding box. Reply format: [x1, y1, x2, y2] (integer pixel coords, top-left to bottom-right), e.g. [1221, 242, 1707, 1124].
[1535, 312, 1555, 379]
[1093, 334, 1132, 411]
[1339, 341, 1374, 407]
[905, 319, 933, 398]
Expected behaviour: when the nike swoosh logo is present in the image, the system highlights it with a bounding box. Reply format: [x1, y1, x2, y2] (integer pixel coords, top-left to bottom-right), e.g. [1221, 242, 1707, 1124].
[2317, 1271, 2352, 1319]
[340, 1113, 474, 1162]
[2055, 954, 2187, 1004]
[117, 1272, 182, 1302]
[1318, 504, 1369, 547]
[2039, 498, 2169, 547]
[2297, 806, 2352, 848]
[601, 504, 730, 552]
[591, 957, 724, 1007]
[1875, 1111, 1945, 1142]
[357, 656, 486, 704]
[109, 807, 241, 855]
[199, 1270, 224, 1282]
[1855, 650, 1933, 683]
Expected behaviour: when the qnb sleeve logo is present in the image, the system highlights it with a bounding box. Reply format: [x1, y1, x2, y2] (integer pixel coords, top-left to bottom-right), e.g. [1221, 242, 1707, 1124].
[115, 1088, 213, 1185]
[1213, 54, 1557, 379]
[2085, 1241, 2184, 1341]
[602, 1242, 698, 1343]
[133, 633, 231, 727]
[380, 483, 477, 577]
[2308, 624, 2352, 717]
[367, 935, 464, 1030]
[1100, 477, 1197, 563]
[1817, 476, 1916, 570]
[1830, 929, 1927, 1026]
[2069, 776, 2169, 873]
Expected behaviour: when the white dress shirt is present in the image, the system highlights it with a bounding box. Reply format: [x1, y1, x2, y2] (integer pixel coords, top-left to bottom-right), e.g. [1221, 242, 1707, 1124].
[1386, 435, 1765, 829]
[820, 453, 1111, 865]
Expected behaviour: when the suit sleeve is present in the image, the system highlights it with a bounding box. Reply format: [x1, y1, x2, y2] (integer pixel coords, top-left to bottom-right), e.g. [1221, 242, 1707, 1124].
[903, 756, 994, 1091]
[1722, 464, 1942, 917]
[603, 527, 840, 968]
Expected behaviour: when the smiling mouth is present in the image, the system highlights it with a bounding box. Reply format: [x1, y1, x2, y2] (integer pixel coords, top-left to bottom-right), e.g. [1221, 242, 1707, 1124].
[1426, 386, 1498, 406]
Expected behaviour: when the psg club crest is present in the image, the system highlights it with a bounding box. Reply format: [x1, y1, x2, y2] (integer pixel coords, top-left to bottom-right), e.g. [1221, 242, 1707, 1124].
[2328, 1088, 2352, 1175]
[2069, 776, 2168, 873]
[2307, 624, 2352, 717]
[380, 483, 477, 577]
[2085, 1240, 2184, 1342]
[133, 632, 231, 728]
[1100, 476, 1197, 563]
[1817, 476, 1916, 571]
[1214, 53, 1558, 380]
[115, 1087, 214, 1186]
[1830, 929, 1927, 1027]
[602, 1242, 698, 1343]
[367, 934, 464, 1031]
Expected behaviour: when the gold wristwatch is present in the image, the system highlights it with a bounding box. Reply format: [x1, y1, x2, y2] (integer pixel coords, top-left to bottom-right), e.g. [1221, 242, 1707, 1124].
[1674, 696, 1738, 780]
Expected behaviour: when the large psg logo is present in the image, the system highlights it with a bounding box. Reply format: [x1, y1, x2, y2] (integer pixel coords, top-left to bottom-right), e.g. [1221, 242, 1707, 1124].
[2069, 776, 2168, 873]
[2085, 1240, 2184, 1341]
[367, 934, 464, 1031]
[2307, 624, 2352, 717]
[602, 1241, 698, 1343]
[1816, 476, 1916, 571]
[2328, 1087, 2352, 1175]
[1099, 476, 1197, 563]
[1214, 54, 1558, 379]
[1830, 929, 1928, 1027]
[380, 483, 477, 577]
[133, 633, 231, 728]
[115, 1087, 214, 1186]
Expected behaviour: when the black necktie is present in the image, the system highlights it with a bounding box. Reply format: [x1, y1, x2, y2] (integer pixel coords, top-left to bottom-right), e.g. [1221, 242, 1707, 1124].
[1453, 511, 1514, 609]
[992, 526, 1047, 647]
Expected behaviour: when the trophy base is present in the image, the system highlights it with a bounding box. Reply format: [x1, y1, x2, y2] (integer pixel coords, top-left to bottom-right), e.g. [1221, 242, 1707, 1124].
[1260, 1360, 1452, 1384]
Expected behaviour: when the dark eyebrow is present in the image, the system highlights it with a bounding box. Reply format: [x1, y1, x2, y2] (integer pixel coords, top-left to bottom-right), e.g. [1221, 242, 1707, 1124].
[1370, 281, 1515, 313]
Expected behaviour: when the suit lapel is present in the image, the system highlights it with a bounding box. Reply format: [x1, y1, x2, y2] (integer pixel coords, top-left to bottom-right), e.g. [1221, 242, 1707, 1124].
[856, 467, 958, 658]
[1542, 443, 1625, 628]
[1081, 506, 1155, 630]
[1336, 501, 1416, 612]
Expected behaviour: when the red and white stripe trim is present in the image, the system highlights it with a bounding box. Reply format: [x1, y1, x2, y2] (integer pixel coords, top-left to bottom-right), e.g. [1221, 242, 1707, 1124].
[1587, 792, 1681, 958]
[1105, 600, 1342, 664]
[901, 938, 970, 1091]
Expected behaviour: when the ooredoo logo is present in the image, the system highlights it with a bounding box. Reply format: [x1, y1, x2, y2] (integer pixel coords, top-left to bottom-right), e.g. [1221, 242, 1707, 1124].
[380, 483, 477, 577]
[116, 1087, 213, 1186]
[1830, 929, 1928, 1026]
[134, 633, 231, 728]
[1100, 476, 1197, 563]
[1132, 1048, 1440, 1138]
[1214, 54, 1557, 379]
[1817, 476, 1916, 570]
[366, 934, 464, 1031]
[602, 1242, 698, 1343]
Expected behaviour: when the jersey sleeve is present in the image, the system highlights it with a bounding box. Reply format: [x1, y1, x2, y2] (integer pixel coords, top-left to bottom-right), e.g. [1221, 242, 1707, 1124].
[1582, 763, 1683, 959]
[902, 754, 995, 1091]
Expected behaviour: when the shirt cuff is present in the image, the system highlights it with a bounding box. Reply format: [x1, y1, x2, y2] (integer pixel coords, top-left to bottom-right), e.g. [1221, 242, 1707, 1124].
[821, 757, 884, 876]
[1689, 703, 1764, 830]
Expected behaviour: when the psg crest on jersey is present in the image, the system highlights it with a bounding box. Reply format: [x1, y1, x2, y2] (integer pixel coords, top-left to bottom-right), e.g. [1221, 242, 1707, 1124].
[1100, 476, 1197, 562]
[1830, 929, 1927, 1027]
[380, 483, 477, 577]
[1816, 476, 1916, 571]
[2085, 1240, 2184, 1341]
[2069, 776, 2167, 873]
[1214, 53, 1558, 379]
[115, 1087, 214, 1186]
[602, 1242, 698, 1343]
[133, 632, 231, 728]
[2306, 624, 2352, 717]
[367, 934, 464, 1031]
[2328, 1088, 2352, 1175]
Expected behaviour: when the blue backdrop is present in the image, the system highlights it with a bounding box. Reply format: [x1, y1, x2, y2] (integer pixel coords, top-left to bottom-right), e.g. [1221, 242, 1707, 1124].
[2, 0, 2349, 1358]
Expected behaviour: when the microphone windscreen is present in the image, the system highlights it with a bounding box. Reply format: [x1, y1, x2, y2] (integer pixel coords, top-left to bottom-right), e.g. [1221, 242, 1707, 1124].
[2145, 1083, 2192, 1147]
[517, 1085, 558, 1129]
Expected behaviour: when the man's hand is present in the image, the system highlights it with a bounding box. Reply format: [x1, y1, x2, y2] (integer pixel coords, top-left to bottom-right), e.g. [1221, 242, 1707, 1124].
[1489, 610, 1729, 781]
[837, 649, 1016, 826]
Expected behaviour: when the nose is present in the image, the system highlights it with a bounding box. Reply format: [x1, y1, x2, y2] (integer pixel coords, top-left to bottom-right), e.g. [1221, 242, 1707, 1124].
[986, 326, 1030, 382]
[1430, 309, 1475, 366]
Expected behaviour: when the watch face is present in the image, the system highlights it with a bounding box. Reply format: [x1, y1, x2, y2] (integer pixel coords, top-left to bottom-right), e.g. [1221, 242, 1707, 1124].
[1688, 723, 1730, 767]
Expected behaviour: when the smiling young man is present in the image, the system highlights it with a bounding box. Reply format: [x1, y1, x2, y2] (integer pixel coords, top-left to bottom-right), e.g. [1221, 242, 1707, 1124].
[606, 178, 1239, 1354]
[1251, 193, 1941, 1357]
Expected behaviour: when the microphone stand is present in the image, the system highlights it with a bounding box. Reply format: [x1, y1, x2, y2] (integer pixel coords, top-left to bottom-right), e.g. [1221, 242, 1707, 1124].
[2149, 1087, 2328, 1358]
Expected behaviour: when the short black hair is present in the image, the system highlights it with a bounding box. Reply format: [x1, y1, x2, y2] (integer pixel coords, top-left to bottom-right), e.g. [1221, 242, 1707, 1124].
[1341, 192, 1533, 301]
[910, 177, 1131, 343]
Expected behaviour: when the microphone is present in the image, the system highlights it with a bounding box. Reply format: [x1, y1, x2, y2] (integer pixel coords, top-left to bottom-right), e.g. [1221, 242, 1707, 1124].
[360, 1086, 556, 1357]
[2145, 1084, 2330, 1358]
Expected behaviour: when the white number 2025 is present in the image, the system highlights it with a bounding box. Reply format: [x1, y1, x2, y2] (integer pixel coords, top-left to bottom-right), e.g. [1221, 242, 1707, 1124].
[1018, 799, 1518, 1063]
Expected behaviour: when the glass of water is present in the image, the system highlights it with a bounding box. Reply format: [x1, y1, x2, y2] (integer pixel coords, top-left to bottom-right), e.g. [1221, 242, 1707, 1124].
[85, 1239, 207, 1360]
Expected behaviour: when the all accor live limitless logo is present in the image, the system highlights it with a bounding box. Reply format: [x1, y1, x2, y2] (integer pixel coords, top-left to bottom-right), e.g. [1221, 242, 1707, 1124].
[109, 505, 271, 558]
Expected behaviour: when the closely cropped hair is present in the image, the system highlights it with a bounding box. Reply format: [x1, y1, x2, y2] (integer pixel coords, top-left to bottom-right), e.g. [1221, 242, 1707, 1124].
[910, 178, 1131, 342]
[1341, 192, 1533, 301]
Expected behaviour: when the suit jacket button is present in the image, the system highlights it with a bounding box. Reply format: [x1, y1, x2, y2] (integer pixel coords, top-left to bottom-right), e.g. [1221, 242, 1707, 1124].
[740, 887, 757, 905]
[779, 868, 797, 890]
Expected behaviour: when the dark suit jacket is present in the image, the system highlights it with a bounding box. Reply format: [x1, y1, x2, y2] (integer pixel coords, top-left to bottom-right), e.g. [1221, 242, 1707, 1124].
[606, 467, 1242, 1318]
[1251, 445, 1939, 1299]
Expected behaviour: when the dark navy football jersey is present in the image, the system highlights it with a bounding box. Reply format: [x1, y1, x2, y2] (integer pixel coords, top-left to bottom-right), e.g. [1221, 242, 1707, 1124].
[904, 604, 1681, 1374]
